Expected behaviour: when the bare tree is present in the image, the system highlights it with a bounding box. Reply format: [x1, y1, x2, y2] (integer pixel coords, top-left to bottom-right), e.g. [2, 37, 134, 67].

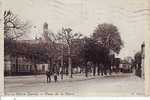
[4, 10, 31, 40]
[57, 27, 82, 78]
[40, 29, 62, 75]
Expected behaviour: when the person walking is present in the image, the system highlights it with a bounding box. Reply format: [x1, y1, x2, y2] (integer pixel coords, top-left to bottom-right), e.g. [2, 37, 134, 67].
[46, 70, 51, 83]
[54, 72, 58, 82]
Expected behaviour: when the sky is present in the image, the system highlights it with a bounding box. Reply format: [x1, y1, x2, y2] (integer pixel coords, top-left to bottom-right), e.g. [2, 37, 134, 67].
[3, 0, 149, 58]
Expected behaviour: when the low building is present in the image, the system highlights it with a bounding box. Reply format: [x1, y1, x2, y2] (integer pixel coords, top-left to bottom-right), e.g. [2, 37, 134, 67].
[36, 64, 49, 74]
[4, 55, 34, 76]
[4, 54, 50, 76]
[4, 22, 61, 76]
[4, 55, 12, 75]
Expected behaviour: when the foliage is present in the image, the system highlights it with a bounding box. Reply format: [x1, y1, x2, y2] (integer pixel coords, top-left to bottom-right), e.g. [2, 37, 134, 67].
[56, 27, 82, 77]
[80, 37, 110, 65]
[93, 23, 123, 54]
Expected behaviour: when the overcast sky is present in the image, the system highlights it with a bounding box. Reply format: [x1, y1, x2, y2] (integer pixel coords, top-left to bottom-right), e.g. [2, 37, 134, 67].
[3, 0, 149, 58]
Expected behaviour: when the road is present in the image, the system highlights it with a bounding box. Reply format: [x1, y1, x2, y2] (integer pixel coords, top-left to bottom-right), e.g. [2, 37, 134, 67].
[4, 73, 144, 96]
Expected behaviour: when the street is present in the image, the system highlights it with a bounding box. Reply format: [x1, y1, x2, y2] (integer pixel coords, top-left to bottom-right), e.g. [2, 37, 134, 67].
[4, 73, 144, 96]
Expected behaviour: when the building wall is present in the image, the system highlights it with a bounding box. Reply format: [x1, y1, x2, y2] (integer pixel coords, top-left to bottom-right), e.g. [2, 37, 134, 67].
[5, 55, 33, 76]
[4, 60, 11, 75]
[36, 64, 49, 73]
[4, 55, 50, 76]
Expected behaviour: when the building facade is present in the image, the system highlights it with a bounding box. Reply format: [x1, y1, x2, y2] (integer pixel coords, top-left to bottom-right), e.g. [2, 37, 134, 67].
[4, 55, 35, 76]
[4, 22, 51, 76]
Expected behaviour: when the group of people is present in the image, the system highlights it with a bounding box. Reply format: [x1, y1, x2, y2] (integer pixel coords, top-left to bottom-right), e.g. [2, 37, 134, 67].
[46, 70, 58, 83]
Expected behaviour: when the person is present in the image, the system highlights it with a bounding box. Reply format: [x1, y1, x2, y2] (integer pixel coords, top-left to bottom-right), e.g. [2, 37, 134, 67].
[54, 72, 58, 82]
[46, 70, 51, 83]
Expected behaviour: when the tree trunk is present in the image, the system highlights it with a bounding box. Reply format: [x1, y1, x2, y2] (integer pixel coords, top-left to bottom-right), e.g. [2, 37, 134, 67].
[33, 56, 37, 75]
[49, 58, 52, 70]
[85, 63, 88, 77]
[93, 64, 96, 76]
[60, 64, 63, 80]
[101, 64, 104, 76]
[68, 47, 72, 78]
[97, 64, 100, 76]
[16, 57, 18, 73]
[34, 62, 37, 75]
[61, 45, 64, 79]
[104, 64, 107, 75]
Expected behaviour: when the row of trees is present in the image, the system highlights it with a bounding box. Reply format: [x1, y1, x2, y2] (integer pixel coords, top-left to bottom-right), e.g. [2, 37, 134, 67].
[4, 10, 124, 78]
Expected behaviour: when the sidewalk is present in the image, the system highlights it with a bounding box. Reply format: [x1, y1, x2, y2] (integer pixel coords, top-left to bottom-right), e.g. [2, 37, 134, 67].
[5, 73, 141, 84]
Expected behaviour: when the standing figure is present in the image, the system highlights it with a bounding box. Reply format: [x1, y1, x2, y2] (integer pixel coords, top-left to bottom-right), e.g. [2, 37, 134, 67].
[54, 72, 58, 82]
[46, 70, 51, 83]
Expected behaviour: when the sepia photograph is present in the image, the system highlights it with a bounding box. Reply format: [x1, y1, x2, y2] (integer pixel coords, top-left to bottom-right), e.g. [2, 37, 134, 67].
[2, 0, 150, 96]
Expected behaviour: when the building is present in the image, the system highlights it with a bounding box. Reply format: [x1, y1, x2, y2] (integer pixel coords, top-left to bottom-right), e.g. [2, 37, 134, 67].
[4, 22, 52, 76]
[4, 55, 49, 76]
[4, 55, 35, 76]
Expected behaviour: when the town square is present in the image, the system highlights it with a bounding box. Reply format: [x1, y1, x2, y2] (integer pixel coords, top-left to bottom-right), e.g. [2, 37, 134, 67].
[2, 0, 150, 96]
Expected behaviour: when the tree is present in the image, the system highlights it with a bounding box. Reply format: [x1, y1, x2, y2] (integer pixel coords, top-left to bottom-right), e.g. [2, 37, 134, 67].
[4, 10, 31, 40]
[81, 37, 110, 76]
[93, 23, 123, 54]
[92, 23, 123, 75]
[134, 51, 142, 69]
[57, 27, 82, 78]
[71, 38, 84, 68]
[81, 37, 95, 77]
[134, 51, 142, 77]
[43, 30, 63, 75]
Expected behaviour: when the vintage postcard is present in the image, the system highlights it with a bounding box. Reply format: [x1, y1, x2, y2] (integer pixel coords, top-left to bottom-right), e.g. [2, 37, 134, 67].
[0, 0, 150, 96]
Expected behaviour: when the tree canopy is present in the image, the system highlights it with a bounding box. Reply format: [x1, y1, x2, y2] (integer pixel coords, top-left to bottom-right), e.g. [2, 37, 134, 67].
[81, 37, 109, 64]
[93, 23, 123, 54]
